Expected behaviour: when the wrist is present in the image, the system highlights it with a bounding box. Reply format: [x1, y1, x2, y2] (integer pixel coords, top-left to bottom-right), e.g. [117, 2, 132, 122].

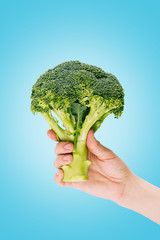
[117, 172, 141, 208]
[117, 172, 160, 224]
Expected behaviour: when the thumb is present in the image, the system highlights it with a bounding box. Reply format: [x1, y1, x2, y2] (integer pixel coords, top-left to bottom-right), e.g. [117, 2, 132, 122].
[86, 129, 116, 160]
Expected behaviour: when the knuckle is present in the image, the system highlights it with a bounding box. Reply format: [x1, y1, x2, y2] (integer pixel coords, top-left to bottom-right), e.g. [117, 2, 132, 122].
[107, 148, 115, 156]
[54, 155, 61, 168]
[54, 142, 66, 155]
[54, 159, 58, 168]
[96, 140, 101, 148]
[54, 144, 59, 155]
[54, 175, 62, 186]
[54, 142, 63, 154]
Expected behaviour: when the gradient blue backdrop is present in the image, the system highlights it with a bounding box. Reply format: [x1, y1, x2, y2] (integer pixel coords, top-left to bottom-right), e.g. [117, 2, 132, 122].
[0, 0, 160, 239]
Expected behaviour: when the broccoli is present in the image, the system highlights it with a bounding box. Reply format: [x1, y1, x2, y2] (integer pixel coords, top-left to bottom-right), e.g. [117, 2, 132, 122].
[31, 61, 124, 182]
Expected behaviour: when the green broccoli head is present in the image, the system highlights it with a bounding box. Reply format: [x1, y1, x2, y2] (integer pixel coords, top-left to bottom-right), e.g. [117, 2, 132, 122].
[31, 60, 124, 182]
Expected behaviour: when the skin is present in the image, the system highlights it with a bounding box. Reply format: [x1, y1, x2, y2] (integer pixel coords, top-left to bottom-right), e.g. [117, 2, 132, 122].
[47, 129, 160, 224]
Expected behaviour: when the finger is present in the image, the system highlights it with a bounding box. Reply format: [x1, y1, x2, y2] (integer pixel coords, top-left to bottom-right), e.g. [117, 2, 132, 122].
[87, 129, 116, 160]
[54, 169, 90, 190]
[47, 129, 58, 141]
[54, 169, 74, 187]
[54, 154, 72, 168]
[55, 142, 74, 155]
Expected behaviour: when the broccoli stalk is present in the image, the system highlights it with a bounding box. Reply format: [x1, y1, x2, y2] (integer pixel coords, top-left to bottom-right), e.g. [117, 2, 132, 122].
[41, 111, 74, 142]
[31, 61, 124, 182]
[62, 101, 109, 181]
[42, 101, 109, 181]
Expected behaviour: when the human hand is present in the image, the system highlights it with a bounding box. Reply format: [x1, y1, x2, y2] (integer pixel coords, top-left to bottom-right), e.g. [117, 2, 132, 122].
[47, 129, 160, 224]
[47, 129, 132, 204]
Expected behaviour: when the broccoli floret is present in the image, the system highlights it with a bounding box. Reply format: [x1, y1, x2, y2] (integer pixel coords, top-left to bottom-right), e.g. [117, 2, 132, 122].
[31, 60, 124, 182]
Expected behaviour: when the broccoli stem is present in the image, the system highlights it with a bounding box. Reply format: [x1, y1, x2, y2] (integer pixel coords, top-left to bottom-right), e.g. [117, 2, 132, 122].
[54, 109, 75, 134]
[41, 112, 74, 141]
[61, 104, 109, 181]
[78, 104, 109, 141]
[61, 140, 91, 181]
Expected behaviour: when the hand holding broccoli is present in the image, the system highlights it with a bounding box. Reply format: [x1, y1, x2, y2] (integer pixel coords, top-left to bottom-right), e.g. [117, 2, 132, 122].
[48, 128, 131, 202]
[31, 61, 160, 224]
[48, 128, 160, 225]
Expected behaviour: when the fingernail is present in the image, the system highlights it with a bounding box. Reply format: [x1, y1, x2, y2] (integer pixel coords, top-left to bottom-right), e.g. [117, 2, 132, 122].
[64, 143, 72, 150]
[63, 155, 69, 161]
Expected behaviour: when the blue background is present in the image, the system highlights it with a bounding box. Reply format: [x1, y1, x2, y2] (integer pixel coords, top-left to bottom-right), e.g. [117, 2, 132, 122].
[0, 0, 160, 239]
